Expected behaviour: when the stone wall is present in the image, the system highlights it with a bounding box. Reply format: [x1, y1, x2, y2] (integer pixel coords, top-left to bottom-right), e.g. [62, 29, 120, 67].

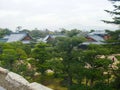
[0, 67, 52, 90]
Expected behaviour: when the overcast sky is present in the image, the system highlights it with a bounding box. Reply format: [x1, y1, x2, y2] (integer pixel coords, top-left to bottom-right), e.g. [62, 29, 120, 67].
[0, 0, 119, 31]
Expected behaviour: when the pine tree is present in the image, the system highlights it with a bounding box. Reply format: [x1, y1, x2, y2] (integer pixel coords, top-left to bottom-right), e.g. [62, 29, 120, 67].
[109, 0, 120, 1]
[102, 0, 120, 25]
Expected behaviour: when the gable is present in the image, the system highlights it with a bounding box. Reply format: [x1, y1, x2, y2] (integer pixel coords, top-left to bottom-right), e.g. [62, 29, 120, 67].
[86, 35, 105, 42]
[22, 35, 32, 41]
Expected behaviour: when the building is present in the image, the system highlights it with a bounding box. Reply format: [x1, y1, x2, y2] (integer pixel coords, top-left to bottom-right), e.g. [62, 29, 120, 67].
[79, 31, 108, 49]
[86, 31, 109, 42]
[0, 33, 33, 44]
[37, 34, 66, 43]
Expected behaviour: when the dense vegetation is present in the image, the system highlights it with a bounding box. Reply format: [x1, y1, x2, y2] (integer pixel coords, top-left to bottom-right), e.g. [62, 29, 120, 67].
[0, 0, 120, 90]
[0, 27, 120, 90]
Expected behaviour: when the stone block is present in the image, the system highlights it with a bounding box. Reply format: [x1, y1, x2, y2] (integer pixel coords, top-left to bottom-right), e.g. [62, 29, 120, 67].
[28, 82, 52, 90]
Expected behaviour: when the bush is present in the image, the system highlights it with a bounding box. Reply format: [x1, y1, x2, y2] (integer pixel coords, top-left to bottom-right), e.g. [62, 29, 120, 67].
[93, 82, 113, 90]
[70, 84, 92, 90]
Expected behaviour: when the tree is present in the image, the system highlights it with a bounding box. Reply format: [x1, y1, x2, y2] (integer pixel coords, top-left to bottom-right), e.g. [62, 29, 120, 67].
[16, 26, 22, 32]
[32, 42, 51, 74]
[46, 57, 64, 78]
[19, 29, 30, 33]
[102, 0, 120, 25]
[53, 37, 85, 89]
[60, 28, 67, 35]
[66, 29, 81, 37]
[106, 30, 120, 43]
[30, 29, 51, 38]
[109, 0, 120, 1]
[111, 59, 120, 89]
[16, 48, 27, 60]
[81, 45, 112, 87]
[0, 28, 12, 38]
[90, 29, 95, 33]
[0, 49, 17, 70]
[30, 30, 43, 38]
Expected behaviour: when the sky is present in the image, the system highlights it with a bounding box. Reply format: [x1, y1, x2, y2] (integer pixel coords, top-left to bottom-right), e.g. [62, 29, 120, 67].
[0, 0, 119, 31]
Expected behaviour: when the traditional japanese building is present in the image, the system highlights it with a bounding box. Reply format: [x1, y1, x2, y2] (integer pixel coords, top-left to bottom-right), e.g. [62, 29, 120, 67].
[0, 33, 33, 44]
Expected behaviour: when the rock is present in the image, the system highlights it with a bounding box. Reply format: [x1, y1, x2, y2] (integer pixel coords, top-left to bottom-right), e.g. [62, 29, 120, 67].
[0, 67, 9, 75]
[0, 67, 52, 90]
[28, 82, 52, 90]
[5, 72, 29, 88]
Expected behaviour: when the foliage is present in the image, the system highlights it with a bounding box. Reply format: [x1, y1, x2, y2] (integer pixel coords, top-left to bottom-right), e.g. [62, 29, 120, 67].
[16, 48, 27, 60]
[102, 0, 120, 25]
[66, 29, 81, 37]
[93, 82, 113, 90]
[106, 30, 120, 43]
[0, 49, 17, 70]
[0, 42, 31, 72]
[46, 58, 64, 77]
[104, 30, 120, 53]
[109, 0, 120, 1]
[52, 37, 85, 89]
[81, 45, 112, 86]
[0, 28, 120, 90]
[0, 28, 12, 38]
[32, 42, 51, 74]
[70, 84, 92, 90]
[30, 29, 52, 38]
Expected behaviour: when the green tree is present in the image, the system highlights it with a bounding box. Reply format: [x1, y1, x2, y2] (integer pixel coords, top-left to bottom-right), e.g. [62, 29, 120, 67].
[66, 29, 81, 37]
[60, 28, 67, 35]
[16, 48, 27, 60]
[53, 37, 85, 89]
[0, 49, 17, 70]
[109, 56, 120, 89]
[0, 28, 12, 38]
[19, 29, 30, 33]
[106, 30, 120, 43]
[102, 0, 120, 25]
[81, 45, 112, 87]
[109, 0, 120, 1]
[30, 29, 51, 38]
[104, 30, 120, 53]
[32, 42, 51, 74]
[30, 30, 43, 38]
[46, 57, 64, 77]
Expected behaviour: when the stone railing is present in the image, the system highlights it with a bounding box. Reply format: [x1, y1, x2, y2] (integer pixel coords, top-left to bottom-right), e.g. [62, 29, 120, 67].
[0, 67, 52, 90]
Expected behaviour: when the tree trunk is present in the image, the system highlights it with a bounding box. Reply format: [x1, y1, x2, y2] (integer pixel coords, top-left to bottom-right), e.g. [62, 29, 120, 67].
[85, 78, 88, 86]
[68, 74, 73, 85]
[90, 77, 94, 86]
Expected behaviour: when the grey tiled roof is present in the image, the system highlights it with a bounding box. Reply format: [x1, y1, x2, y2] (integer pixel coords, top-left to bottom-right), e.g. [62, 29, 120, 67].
[82, 41, 105, 45]
[89, 31, 107, 35]
[43, 35, 51, 42]
[42, 34, 66, 42]
[6, 33, 26, 42]
[88, 35, 105, 42]
[1, 33, 30, 43]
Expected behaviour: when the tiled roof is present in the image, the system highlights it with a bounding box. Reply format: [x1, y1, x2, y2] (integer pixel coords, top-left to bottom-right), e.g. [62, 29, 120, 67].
[81, 41, 105, 45]
[42, 34, 66, 42]
[89, 31, 107, 35]
[43, 35, 51, 42]
[88, 35, 105, 42]
[7, 33, 27, 42]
